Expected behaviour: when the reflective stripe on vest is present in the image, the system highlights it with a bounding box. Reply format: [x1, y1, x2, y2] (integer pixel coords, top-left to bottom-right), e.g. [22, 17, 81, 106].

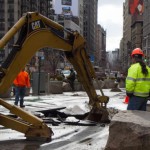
[133, 92, 149, 96]
[126, 77, 150, 81]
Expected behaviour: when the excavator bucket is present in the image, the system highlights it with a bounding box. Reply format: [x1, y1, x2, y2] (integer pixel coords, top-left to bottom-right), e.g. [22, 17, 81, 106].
[25, 124, 53, 141]
[87, 107, 110, 123]
[87, 95, 110, 123]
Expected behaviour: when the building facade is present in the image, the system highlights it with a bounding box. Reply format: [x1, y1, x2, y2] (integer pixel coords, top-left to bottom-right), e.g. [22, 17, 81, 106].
[82, 0, 98, 62]
[52, 0, 80, 32]
[143, 0, 150, 65]
[52, 0, 100, 68]
[121, 0, 132, 72]
[131, 15, 143, 49]
[0, 0, 106, 69]
[95, 24, 106, 67]
[121, 0, 143, 72]
[79, 0, 84, 35]
[0, 0, 52, 59]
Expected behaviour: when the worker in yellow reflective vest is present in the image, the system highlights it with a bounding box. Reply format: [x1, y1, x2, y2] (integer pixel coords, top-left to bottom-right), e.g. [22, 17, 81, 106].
[126, 48, 150, 111]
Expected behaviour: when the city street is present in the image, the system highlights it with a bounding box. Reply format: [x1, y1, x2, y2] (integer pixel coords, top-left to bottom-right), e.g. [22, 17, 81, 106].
[0, 0, 148, 149]
[0, 89, 127, 150]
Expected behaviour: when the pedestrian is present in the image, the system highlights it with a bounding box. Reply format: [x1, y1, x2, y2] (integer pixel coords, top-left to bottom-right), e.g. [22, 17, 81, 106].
[60, 72, 65, 80]
[13, 67, 31, 107]
[67, 68, 76, 91]
[126, 48, 150, 111]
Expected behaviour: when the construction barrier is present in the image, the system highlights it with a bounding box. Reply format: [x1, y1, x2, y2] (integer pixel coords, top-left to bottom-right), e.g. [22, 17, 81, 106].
[123, 96, 129, 104]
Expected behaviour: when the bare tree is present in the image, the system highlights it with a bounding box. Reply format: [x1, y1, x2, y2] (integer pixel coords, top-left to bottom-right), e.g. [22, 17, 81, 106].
[44, 48, 63, 75]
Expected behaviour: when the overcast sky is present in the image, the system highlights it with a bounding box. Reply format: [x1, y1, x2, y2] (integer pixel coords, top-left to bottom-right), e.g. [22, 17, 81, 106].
[98, 0, 125, 51]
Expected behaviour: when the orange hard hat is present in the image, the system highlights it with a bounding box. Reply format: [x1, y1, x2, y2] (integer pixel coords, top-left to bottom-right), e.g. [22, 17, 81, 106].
[131, 48, 144, 57]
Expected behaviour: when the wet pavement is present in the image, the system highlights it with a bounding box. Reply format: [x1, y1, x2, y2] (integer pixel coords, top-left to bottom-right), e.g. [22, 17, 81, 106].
[0, 90, 126, 150]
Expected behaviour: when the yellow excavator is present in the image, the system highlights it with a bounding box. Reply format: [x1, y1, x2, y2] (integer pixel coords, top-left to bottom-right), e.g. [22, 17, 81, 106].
[0, 12, 109, 141]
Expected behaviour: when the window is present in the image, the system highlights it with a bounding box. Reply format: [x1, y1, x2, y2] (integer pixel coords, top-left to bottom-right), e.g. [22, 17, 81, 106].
[62, 0, 72, 6]
[0, 23, 4, 30]
[8, 0, 14, 4]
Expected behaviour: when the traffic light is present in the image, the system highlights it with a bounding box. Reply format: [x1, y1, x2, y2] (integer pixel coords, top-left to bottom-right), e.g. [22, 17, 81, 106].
[144, 56, 147, 62]
[144, 55, 149, 63]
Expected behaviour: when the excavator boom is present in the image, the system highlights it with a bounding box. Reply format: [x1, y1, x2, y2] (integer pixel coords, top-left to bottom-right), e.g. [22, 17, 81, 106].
[0, 12, 109, 140]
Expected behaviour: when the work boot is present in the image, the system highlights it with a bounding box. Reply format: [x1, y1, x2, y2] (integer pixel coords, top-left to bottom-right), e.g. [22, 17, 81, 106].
[20, 105, 25, 108]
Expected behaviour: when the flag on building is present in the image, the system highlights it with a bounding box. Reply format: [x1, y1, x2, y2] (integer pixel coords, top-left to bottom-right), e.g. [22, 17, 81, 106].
[129, 0, 144, 15]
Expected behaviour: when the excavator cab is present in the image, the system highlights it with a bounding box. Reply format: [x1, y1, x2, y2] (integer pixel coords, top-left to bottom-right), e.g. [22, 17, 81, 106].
[0, 12, 109, 141]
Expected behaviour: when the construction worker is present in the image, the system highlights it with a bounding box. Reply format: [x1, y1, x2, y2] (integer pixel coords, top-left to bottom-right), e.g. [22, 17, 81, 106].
[13, 68, 31, 107]
[67, 68, 76, 91]
[126, 48, 150, 111]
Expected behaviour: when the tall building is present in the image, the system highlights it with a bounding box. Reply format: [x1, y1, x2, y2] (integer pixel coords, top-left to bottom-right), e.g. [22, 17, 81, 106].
[95, 24, 106, 67]
[52, 0, 80, 32]
[0, 0, 52, 59]
[50, 0, 99, 65]
[131, 16, 143, 49]
[143, 0, 150, 65]
[129, 0, 143, 49]
[122, 0, 132, 71]
[79, 0, 84, 35]
[121, 0, 143, 72]
[21, 0, 52, 16]
[82, 0, 98, 62]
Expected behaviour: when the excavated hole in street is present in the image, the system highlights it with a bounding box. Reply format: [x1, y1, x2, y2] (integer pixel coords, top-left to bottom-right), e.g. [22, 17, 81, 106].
[8, 107, 119, 126]
[35, 107, 119, 126]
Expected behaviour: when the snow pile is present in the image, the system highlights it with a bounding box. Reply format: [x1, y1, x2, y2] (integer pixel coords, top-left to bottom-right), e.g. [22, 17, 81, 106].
[61, 105, 88, 115]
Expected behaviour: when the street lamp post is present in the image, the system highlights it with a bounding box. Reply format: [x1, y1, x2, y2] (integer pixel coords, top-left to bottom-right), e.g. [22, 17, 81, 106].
[36, 52, 44, 95]
[38, 56, 41, 95]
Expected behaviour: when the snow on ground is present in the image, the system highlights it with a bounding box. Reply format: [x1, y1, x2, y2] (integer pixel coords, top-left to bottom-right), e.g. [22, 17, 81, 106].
[0, 88, 128, 150]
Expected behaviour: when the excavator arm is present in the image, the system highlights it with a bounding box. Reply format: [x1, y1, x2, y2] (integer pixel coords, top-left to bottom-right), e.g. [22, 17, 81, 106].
[0, 98, 53, 140]
[0, 12, 109, 140]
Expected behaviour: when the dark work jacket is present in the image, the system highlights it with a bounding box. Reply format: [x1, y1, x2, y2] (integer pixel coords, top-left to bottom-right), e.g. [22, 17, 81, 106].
[68, 71, 75, 81]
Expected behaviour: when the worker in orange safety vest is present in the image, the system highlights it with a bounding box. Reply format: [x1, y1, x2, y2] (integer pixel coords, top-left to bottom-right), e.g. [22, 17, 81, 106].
[13, 68, 30, 107]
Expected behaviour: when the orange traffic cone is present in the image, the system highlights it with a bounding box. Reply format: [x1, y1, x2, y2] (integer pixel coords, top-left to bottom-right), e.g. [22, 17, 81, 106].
[123, 96, 129, 104]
